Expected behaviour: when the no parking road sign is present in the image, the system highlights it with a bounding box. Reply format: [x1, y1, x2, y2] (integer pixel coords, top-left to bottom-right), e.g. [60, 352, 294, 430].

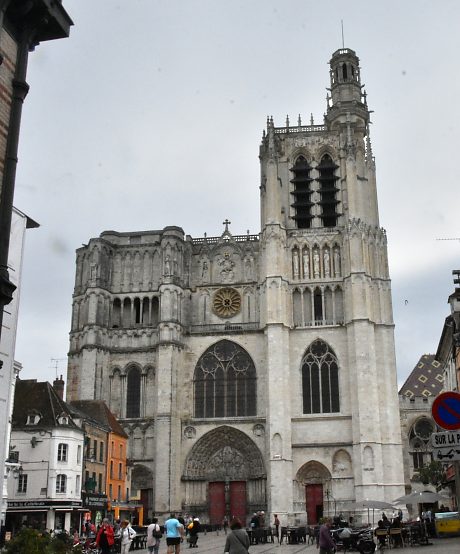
[431, 391, 460, 430]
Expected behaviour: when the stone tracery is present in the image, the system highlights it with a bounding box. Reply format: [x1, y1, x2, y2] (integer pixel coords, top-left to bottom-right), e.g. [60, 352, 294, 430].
[183, 425, 266, 480]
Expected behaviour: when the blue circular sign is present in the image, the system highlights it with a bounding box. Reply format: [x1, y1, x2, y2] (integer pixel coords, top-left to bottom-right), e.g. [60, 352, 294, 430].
[432, 391, 460, 430]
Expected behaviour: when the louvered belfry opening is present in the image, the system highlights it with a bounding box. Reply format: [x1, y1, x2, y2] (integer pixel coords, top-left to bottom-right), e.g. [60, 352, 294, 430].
[317, 154, 339, 227]
[291, 156, 314, 229]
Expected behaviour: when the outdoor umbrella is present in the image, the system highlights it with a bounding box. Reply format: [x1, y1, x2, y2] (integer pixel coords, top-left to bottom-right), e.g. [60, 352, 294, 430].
[349, 499, 394, 525]
[393, 491, 448, 545]
[393, 491, 448, 504]
[351, 500, 395, 510]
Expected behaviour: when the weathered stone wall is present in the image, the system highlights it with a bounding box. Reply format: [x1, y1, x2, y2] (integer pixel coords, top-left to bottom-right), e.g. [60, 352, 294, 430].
[0, 29, 17, 200]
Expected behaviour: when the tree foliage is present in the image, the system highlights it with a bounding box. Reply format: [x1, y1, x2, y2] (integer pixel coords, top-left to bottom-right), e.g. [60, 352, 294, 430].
[417, 460, 446, 490]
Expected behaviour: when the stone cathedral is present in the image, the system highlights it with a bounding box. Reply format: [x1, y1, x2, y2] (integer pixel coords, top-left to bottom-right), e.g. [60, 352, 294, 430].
[67, 48, 405, 524]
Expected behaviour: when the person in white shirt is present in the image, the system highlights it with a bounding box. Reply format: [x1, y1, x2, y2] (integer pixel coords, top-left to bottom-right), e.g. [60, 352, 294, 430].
[147, 517, 162, 554]
[119, 519, 136, 554]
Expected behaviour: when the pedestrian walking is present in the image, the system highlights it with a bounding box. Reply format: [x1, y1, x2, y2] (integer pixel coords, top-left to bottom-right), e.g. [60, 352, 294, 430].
[318, 517, 335, 554]
[224, 517, 250, 554]
[165, 512, 185, 554]
[273, 514, 280, 543]
[147, 517, 162, 554]
[119, 519, 136, 554]
[96, 518, 115, 554]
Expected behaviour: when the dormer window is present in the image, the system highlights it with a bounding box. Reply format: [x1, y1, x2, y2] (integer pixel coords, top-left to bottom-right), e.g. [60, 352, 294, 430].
[57, 414, 69, 425]
[26, 413, 41, 425]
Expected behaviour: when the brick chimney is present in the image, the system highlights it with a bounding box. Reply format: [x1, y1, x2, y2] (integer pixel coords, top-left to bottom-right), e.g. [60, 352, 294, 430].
[53, 375, 65, 400]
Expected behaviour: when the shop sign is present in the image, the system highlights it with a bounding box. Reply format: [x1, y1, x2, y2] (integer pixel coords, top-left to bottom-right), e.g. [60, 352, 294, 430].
[7, 500, 82, 508]
[82, 493, 108, 509]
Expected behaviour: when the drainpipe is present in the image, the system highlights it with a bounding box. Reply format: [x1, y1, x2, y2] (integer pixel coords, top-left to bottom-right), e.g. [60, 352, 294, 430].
[0, 22, 31, 349]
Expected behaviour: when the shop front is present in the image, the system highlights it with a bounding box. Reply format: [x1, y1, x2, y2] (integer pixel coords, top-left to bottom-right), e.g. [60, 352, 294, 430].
[81, 492, 108, 530]
[107, 501, 144, 526]
[6, 499, 83, 535]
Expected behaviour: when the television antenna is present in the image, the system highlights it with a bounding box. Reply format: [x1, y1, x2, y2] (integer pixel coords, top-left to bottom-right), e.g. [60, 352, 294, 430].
[50, 358, 66, 379]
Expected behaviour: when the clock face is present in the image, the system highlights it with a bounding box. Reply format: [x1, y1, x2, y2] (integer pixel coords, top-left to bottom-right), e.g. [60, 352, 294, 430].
[213, 287, 241, 318]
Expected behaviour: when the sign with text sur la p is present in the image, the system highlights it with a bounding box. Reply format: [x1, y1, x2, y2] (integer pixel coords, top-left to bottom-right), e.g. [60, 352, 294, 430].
[431, 430, 460, 448]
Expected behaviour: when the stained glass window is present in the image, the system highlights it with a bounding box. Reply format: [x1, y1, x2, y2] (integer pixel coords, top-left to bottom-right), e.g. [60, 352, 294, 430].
[302, 339, 340, 414]
[194, 340, 256, 418]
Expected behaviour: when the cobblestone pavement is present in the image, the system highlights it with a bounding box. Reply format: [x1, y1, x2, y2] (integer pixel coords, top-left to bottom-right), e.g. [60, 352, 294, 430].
[137, 533, 460, 554]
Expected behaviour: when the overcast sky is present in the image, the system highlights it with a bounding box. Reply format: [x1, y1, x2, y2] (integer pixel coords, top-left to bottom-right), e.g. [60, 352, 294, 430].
[12, 0, 460, 389]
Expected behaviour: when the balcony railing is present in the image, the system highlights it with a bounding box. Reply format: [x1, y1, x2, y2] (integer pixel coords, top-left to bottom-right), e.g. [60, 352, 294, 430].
[189, 322, 260, 334]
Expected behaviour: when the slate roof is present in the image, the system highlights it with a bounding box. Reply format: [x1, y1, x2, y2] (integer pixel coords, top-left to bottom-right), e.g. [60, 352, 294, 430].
[69, 400, 127, 438]
[67, 402, 110, 432]
[398, 354, 444, 398]
[12, 379, 80, 430]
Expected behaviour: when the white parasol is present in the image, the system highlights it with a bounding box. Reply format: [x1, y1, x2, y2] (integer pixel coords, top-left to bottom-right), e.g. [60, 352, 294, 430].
[393, 491, 448, 504]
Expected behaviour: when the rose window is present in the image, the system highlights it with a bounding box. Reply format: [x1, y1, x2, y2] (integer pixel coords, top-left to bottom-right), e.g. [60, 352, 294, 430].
[213, 287, 241, 318]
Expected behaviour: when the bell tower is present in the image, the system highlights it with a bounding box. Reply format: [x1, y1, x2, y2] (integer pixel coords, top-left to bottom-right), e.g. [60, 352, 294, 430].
[259, 47, 405, 518]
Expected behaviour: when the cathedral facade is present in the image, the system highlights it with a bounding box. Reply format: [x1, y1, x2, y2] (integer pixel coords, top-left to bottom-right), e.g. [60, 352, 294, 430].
[67, 48, 405, 524]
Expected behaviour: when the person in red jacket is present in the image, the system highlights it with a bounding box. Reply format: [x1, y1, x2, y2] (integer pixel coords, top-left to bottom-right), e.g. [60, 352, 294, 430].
[96, 518, 115, 554]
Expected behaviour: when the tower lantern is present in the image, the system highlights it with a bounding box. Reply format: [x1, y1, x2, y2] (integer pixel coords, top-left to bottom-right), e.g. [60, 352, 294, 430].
[329, 48, 363, 105]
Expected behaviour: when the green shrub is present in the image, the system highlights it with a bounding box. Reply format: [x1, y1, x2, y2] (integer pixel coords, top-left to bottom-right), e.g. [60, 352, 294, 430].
[3, 528, 77, 554]
[3, 528, 50, 554]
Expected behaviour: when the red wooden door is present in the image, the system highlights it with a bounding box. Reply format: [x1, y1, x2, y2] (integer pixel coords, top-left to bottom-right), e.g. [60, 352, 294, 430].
[229, 481, 246, 522]
[306, 484, 323, 524]
[209, 482, 225, 525]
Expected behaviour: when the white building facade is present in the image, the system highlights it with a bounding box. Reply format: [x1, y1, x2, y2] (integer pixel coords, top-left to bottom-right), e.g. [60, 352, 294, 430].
[0, 208, 38, 529]
[6, 380, 84, 533]
[67, 48, 405, 524]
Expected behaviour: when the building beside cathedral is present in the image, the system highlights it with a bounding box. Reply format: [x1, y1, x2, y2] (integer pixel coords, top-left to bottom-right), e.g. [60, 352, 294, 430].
[67, 48, 405, 525]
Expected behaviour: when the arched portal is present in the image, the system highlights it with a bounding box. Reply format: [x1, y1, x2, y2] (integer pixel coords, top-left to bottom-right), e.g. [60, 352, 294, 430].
[182, 425, 266, 524]
[131, 464, 153, 521]
[295, 461, 332, 525]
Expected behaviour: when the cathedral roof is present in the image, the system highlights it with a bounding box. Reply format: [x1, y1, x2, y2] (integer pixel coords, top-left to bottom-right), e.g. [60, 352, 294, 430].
[398, 354, 444, 398]
[69, 399, 128, 438]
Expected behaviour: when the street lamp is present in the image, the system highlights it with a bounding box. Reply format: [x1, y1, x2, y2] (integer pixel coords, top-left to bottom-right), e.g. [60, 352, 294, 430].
[325, 488, 337, 517]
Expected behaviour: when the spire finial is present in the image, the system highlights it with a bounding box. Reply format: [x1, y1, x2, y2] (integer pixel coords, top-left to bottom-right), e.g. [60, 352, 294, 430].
[297, 114, 302, 127]
[341, 20, 345, 48]
[310, 113, 314, 125]
[366, 122, 374, 162]
[286, 114, 290, 128]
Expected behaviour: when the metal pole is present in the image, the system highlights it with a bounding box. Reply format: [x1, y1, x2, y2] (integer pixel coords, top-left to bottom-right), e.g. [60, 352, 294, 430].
[454, 461, 460, 511]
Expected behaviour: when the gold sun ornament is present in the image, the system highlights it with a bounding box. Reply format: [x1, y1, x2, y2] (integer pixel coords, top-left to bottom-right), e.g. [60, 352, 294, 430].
[213, 287, 241, 318]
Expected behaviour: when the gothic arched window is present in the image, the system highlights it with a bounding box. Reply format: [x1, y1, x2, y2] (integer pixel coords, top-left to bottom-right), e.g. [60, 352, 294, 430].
[317, 154, 339, 228]
[126, 366, 141, 418]
[409, 417, 434, 470]
[302, 339, 340, 414]
[290, 156, 314, 229]
[194, 340, 256, 418]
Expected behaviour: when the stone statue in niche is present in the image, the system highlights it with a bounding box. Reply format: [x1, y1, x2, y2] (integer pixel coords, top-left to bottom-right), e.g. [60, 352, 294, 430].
[313, 249, 320, 278]
[334, 247, 341, 277]
[164, 255, 171, 276]
[323, 248, 330, 277]
[293, 250, 300, 279]
[245, 258, 253, 280]
[201, 260, 210, 282]
[218, 252, 235, 282]
[303, 250, 310, 279]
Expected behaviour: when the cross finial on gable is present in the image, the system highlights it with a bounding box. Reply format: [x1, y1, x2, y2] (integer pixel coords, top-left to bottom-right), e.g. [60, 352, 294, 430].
[223, 219, 231, 233]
